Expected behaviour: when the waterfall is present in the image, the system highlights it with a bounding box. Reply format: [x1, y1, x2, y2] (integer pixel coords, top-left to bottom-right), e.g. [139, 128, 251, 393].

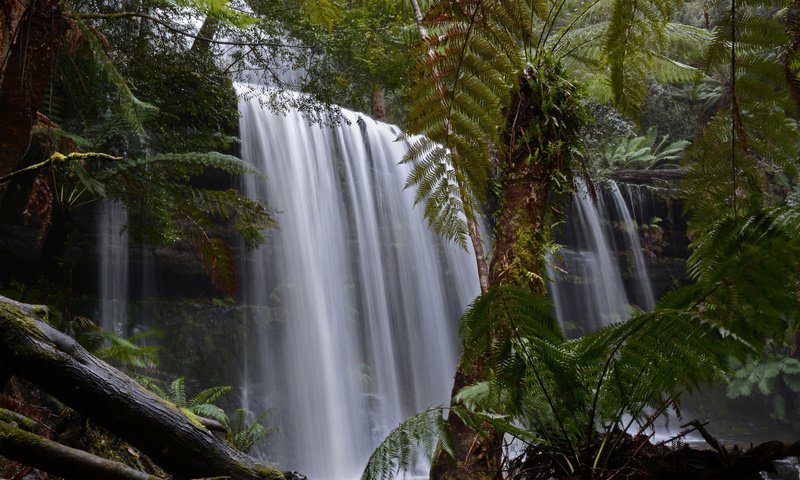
[98, 200, 129, 336]
[548, 179, 654, 335]
[238, 92, 479, 479]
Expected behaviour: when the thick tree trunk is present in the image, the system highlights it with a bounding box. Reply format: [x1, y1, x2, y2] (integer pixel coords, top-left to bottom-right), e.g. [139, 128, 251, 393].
[0, 420, 160, 480]
[488, 160, 550, 289]
[431, 63, 585, 480]
[371, 85, 386, 121]
[190, 16, 220, 54]
[429, 359, 502, 480]
[0, 296, 286, 480]
[0, 0, 65, 177]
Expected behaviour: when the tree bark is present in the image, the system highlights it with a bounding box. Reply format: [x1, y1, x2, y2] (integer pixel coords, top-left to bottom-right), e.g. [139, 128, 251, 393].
[190, 16, 220, 54]
[0, 420, 160, 480]
[0, 296, 286, 480]
[371, 85, 386, 121]
[0, 0, 65, 178]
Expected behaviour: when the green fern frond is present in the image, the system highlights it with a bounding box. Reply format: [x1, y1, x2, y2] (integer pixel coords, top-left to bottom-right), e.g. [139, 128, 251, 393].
[224, 408, 277, 453]
[361, 407, 452, 480]
[98, 152, 262, 179]
[93, 330, 160, 369]
[169, 377, 188, 407]
[191, 404, 229, 424]
[686, 207, 800, 343]
[187, 385, 232, 409]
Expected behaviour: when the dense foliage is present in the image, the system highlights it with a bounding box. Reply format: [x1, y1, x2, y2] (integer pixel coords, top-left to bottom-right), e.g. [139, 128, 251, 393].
[362, 0, 800, 477]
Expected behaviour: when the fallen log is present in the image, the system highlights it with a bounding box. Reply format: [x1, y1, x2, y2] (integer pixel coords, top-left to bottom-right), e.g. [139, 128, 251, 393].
[0, 408, 38, 432]
[0, 295, 286, 480]
[0, 420, 160, 480]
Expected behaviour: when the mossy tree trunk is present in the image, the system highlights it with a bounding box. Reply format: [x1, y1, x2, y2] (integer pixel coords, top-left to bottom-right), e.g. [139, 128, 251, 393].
[430, 59, 587, 480]
[0, 295, 287, 480]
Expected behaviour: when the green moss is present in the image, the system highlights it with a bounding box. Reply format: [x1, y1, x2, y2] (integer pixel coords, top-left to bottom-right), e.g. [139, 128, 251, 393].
[251, 465, 285, 479]
[180, 407, 206, 429]
[0, 303, 52, 359]
[79, 420, 167, 477]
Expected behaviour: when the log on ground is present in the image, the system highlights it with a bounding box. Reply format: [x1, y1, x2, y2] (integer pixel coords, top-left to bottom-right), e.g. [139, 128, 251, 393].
[0, 419, 160, 480]
[0, 295, 286, 480]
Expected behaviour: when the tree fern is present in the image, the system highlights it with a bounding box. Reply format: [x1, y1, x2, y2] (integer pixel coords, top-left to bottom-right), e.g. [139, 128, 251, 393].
[597, 127, 690, 171]
[405, 0, 700, 246]
[682, 0, 800, 232]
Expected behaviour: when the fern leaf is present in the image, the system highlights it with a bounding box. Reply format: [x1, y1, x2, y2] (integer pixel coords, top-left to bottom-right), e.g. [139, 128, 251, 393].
[73, 19, 157, 138]
[361, 407, 451, 480]
[304, 0, 339, 31]
[191, 404, 229, 424]
[188, 385, 232, 409]
[169, 377, 188, 407]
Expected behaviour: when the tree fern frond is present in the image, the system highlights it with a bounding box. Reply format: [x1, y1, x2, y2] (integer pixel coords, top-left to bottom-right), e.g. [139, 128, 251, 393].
[361, 407, 451, 480]
[303, 0, 339, 31]
[98, 152, 262, 179]
[72, 19, 157, 138]
[93, 330, 160, 369]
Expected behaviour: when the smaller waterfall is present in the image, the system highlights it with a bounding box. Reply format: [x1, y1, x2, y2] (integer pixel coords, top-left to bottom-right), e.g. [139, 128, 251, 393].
[548, 180, 654, 334]
[610, 182, 655, 311]
[98, 200, 129, 335]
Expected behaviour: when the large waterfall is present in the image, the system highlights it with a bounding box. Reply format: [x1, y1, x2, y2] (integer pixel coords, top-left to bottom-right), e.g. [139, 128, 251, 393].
[238, 93, 480, 479]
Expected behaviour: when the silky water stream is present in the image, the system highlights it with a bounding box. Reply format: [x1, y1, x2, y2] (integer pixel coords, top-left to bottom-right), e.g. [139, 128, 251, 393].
[238, 93, 479, 479]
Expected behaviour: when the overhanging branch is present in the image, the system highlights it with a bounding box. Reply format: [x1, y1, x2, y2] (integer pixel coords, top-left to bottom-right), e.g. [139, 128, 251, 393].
[75, 12, 313, 49]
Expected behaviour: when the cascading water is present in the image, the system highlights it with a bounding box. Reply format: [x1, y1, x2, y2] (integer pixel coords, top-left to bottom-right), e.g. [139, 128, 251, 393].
[98, 200, 129, 335]
[237, 90, 479, 479]
[548, 179, 654, 334]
